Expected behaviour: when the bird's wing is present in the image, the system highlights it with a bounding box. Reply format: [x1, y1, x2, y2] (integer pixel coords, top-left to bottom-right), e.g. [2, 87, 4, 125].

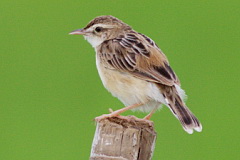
[98, 32, 180, 86]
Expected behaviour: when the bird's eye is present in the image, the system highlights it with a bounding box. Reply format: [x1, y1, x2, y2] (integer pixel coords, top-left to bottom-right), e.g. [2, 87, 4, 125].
[95, 27, 102, 32]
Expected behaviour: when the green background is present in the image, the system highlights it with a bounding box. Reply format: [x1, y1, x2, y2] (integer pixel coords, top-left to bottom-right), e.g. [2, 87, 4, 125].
[0, 0, 239, 159]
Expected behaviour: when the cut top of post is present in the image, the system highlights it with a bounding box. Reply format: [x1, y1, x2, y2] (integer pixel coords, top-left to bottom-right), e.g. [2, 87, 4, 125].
[90, 116, 157, 160]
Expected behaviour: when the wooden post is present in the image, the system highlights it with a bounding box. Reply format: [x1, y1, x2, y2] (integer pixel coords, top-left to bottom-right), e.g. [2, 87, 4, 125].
[90, 115, 157, 160]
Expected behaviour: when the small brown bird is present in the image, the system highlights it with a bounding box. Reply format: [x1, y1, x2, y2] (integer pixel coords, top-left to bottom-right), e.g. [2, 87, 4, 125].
[70, 15, 202, 134]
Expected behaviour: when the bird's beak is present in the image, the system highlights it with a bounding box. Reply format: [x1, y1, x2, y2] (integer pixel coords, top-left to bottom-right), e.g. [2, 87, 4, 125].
[69, 29, 87, 35]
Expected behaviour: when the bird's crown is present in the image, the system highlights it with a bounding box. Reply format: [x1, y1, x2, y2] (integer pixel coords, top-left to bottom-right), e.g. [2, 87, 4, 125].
[84, 15, 131, 30]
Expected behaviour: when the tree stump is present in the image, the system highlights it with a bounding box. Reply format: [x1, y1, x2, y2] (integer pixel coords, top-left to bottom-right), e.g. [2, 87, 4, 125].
[90, 115, 157, 160]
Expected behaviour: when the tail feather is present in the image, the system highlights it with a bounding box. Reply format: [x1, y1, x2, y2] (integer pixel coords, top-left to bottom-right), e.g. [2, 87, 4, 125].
[159, 84, 202, 134]
[171, 96, 202, 134]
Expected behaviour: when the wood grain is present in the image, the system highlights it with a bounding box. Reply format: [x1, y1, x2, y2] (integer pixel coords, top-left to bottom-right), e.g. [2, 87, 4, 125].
[90, 116, 157, 160]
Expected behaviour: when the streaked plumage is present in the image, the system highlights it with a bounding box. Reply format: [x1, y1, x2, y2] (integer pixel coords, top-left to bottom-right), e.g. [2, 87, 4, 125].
[70, 15, 202, 134]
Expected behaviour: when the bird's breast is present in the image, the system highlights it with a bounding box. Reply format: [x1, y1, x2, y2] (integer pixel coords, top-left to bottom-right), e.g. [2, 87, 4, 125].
[96, 54, 166, 110]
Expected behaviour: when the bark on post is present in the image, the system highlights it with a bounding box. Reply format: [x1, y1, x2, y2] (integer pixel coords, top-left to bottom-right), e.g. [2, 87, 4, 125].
[90, 116, 157, 160]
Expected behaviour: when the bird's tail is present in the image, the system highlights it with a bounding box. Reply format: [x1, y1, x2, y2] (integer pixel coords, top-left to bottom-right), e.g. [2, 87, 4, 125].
[159, 85, 202, 134]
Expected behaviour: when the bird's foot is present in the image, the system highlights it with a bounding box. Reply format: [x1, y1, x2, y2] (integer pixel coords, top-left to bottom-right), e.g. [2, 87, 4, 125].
[94, 113, 116, 121]
[94, 113, 132, 122]
[94, 109, 131, 123]
[94, 114, 153, 127]
[132, 116, 154, 127]
[94, 108, 120, 121]
[107, 108, 133, 122]
[95, 108, 153, 127]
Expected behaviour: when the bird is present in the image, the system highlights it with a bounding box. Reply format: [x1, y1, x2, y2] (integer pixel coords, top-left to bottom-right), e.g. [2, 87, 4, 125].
[69, 15, 202, 134]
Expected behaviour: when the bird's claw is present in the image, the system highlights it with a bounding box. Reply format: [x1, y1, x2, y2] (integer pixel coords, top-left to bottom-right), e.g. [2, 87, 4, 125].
[95, 114, 111, 121]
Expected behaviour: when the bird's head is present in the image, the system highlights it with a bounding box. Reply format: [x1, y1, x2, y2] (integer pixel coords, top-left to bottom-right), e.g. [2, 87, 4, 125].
[69, 15, 131, 48]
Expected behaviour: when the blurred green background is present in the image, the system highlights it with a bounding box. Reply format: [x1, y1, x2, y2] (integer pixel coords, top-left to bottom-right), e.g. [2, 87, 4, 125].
[0, 0, 239, 159]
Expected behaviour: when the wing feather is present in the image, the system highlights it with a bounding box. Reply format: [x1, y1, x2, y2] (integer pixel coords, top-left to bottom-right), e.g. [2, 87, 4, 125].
[98, 32, 180, 86]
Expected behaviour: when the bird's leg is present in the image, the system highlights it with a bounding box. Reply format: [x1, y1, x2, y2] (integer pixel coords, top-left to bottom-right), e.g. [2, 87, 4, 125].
[95, 103, 144, 121]
[143, 106, 158, 120]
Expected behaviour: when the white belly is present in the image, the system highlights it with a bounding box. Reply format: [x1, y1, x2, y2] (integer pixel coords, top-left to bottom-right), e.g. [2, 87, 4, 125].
[96, 56, 167, 112]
